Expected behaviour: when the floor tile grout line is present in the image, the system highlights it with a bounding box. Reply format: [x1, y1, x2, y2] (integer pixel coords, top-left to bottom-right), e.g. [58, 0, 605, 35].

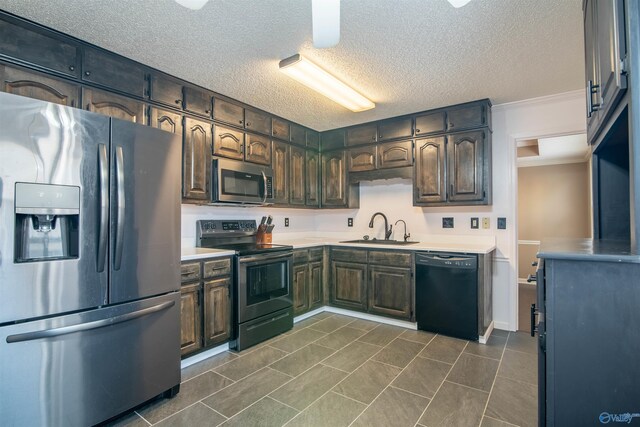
[495, 372, 537, 387]
[412, 340, 470, 427]
[388, 384, 432, 401]
[443, 379, 491, 395]
[480, 331, 511, 426]
[221, 395, 298, 424]
[214, 371, 238, 383]
[146, 400, 204, 426]
[266, 395, 304, 414]
[199, 401, 228, 420]
[319, 362, 351, 374]
[133, 410, 152, 426]
[483, 414, 521, 426]
[331, 389, 370, 406]
[502, 346, 538, 357]
[213, 347, 292, 383]
[462, 350, 505, 362]
[414, 353, 454, 366]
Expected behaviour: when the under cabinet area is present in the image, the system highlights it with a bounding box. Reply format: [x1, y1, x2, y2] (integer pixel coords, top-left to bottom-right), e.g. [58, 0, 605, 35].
[180, 257, 232, 358]
[292, 248, 324, 316]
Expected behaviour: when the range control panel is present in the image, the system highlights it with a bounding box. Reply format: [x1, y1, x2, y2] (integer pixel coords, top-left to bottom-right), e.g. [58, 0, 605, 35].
[197, 220, 257, 235]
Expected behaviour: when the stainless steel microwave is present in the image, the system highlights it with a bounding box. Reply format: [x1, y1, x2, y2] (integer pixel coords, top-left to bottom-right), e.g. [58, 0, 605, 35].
[212, 158, 273, 205]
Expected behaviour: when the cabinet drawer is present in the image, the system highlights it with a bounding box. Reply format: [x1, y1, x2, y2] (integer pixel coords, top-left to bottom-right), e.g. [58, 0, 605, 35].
[203, 258, 231, 279]
[181, 262, 201, 283]
[368, 250, 412, 267]
[331, 248, 368, 263]
[415, 111, 446, 136]
[293, 249, 309, 264]
[348, 146, 377, 172]
[309, 247, 324, 261]
[378, 118, 412, 141]
[346, 124, 377, 146]
[447, 104, 486, 131]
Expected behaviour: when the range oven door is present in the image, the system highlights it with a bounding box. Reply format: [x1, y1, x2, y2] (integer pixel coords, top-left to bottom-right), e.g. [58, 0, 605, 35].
[237, 251, 293, 323]
[212, 158, 273, 204]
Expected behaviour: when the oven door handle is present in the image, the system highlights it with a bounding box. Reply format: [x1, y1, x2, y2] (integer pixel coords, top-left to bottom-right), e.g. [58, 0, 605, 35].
[239, 252, 292, 264]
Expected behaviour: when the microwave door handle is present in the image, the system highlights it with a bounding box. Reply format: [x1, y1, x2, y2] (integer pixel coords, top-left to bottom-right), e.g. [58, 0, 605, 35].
[261, 170, 267, 204]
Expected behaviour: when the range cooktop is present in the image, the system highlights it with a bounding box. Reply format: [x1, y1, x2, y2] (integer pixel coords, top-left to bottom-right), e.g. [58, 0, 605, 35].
[209, 243, 293, 256]
[195, 219, 292, 256]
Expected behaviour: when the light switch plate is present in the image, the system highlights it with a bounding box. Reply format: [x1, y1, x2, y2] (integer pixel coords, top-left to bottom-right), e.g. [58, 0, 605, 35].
[482, 218, 490, 229]
[471, 217, 479, 229]
[497, 217, 507, 229]
[442, 217, 454, 229]
[284, 218, 289, 227]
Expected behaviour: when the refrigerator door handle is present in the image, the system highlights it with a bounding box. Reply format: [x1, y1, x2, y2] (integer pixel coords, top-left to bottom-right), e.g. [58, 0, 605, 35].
[6, 300, 175, 343]
[114, 145, 125, 270]
[97, 143, 109, 273]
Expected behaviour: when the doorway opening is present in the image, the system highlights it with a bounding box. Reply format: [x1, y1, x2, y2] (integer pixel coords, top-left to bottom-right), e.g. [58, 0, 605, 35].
[516, 133, 592, 331]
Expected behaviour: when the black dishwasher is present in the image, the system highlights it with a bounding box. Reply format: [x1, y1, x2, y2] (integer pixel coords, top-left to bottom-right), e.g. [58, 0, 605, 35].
[415, 252, 478, 340]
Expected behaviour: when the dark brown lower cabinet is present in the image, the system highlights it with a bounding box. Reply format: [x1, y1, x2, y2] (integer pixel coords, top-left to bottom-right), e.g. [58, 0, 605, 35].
[309, 260, 323, 309]
[203, 277, 231, 346]
[293, 264, 309, 315]
[330, 261, 368, 311]
[368, 265, 412, 319]
[180, 282, 202, 356]
[292, 249, 324, 316]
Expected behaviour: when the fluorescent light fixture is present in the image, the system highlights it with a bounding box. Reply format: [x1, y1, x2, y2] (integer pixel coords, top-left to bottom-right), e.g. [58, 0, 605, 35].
[312, 0, 340, 48]
[447, 0, 472, 7]
[279, 54, 375, 112]
[175, 0, 209, 10]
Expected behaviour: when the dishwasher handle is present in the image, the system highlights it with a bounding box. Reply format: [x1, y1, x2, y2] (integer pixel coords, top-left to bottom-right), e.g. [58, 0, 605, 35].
[415, 252, 477, 269]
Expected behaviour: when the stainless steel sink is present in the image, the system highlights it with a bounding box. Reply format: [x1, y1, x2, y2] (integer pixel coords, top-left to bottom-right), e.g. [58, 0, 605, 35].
[339, 239, 420, 245]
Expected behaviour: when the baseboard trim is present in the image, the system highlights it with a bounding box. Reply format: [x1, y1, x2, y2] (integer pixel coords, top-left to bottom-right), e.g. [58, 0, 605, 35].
[479, 321, 494, 344]
[293, 307, 326, 322]
[493, 321, 512, 332]
[181, 343, 230, 370]
[322, 306, 419, 330]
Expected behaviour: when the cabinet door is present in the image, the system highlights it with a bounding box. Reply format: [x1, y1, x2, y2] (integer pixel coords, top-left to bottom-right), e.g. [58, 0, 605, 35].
[272, 141, 290, 204]
[306, 150, 320, 207]
[368, 265, 412, 319]
[290, 145, 306, 205]
[584, 0, 600, 139]
[378, 140, 413, 169]
[309, 260, 323, 309]
[183, 117, 212, 200]
[83, 87, 147, 124]
[184, 86, 212, 118]
[0, 19, 80, 77]
[245, 133, 272, 165]
[290, 123, 307, 146]
[346, 124, 377, 146]
[348, 146, 376, 172]
[293, 263, 309, 315]
[447, 131, 485, 202]
[203, 277, 231, 346]
[150, 74, 184, 108]
[306, 130, 320, 149]
[321, 129, 345, 150]
[150, 107, 183, 136]
[82, 47, 146, 97]
[322, 151, 347, 207]
[245, 109, 271, 135]
[414, 137, 446, 203]
[378, 118, 412, 141]
[0, 65, 79, 107]
[447, 104, 486, 132]
[272, 118, 290, 141]
[331, 261, 367, 311]
[213, 124, 244, 160]
[180, 282, 202, 356]
[214, 97, 244, 127]
[415, 111, 446, 136]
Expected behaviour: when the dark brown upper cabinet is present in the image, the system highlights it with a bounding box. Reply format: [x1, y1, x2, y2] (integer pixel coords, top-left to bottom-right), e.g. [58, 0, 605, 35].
[0, 64, 79, 107]
[321, 129, 345, 150]
[245, 109, 271, 136]
[447, 104, 487, 132]
[0, 18, 80, 78]
[245, 133, 271, 165]
[378, 118, 412, 142]
[290, 145, 306, 205]
[213, 124, 244, 161]
[150, 74, 183, 108]
[83, 87, 147, 125]
[272, 118, 290, 141]
[415, 111, 446, 136]
[346, 124, 377, 146]
[322, 150, 347, 207]
[377, 140, 413, 169]
[447, 130, 485, 202]
[150, 107, 183, 136]
[306, 150, 320, 208]
[213, 97, 244, 127]
[290, 123, 306, 146]
[184, 86, 212, 118]
[183, 117, 212, 201]
[414, 137, 446, 204]
[82, 47, 146, 97]
[348, 146, 376, 172]
[271, 141, 289, 204]
[306, 130, 320, 149]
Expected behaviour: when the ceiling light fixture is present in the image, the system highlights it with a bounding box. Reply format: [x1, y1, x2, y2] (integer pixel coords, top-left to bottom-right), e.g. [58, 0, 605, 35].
[312, 0, 340, 48]
[174, 0, 209, 10]
[279, 54, 375, 112]
[447, 0, 472, 7]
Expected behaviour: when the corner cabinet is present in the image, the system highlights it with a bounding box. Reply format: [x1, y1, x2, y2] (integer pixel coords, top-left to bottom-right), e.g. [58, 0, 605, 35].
[322, 151, 350, 207]
[292, 248, 324, 316]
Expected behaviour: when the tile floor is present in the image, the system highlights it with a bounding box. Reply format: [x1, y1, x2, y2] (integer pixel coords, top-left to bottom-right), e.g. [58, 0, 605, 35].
[108, 312, 538, 427]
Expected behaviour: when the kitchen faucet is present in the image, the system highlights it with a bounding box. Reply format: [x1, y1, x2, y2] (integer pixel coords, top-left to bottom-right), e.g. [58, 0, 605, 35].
[394, 219, 411, 242]
[369, 212, 393, 240]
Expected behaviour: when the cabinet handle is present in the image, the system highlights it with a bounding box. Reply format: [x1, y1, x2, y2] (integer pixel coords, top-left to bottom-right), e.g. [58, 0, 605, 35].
[527, 274, 537, 283]
[530, 304, 539, 337]
[239, 120, 243, 124]
[379, 133, 383, 139]
[175, 99, 182, 104]
[84, 71, 91, 76]
[69, 65, 75, 71]
[246, 122, 251, 127]
[273, 130, 278, 135]
[372, 136, 376, 140]
[450, 184, 453, 195]
[415, 128, 421, 133]
[587, 80, 601, 118]
[205, 109, 211, 114]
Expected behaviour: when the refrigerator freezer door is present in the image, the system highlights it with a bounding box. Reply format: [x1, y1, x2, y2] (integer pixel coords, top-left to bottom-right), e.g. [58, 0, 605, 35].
[0, 92, 109, 323]
[109, 119, 181, 302]
[0, 292, 181, 426]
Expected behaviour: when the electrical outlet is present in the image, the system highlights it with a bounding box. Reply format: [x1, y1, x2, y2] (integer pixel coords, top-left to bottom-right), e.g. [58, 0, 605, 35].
[347, 218, 353, 227]
[471, 217, 479, 229]
[497, 217, 507, 230]
[442, 217, 454, 229]
[482, 217, 490, 229]
[284, 218, 289, 227]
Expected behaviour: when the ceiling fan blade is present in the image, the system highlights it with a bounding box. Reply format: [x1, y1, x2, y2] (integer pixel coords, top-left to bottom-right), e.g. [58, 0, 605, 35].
[175, 0, 209, 10]
[447, 0, 472, 8]
[312, 0, 340, 49]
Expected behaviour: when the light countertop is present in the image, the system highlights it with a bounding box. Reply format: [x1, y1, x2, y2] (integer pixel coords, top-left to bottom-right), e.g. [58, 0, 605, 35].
[181, 247, 236, 261]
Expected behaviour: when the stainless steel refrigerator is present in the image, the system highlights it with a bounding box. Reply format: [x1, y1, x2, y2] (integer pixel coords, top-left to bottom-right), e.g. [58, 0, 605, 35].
[0, 91, 182, 426]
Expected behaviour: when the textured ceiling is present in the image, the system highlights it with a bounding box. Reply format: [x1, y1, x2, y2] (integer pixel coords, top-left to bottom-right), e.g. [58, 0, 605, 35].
[0, 0, 584, 131]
